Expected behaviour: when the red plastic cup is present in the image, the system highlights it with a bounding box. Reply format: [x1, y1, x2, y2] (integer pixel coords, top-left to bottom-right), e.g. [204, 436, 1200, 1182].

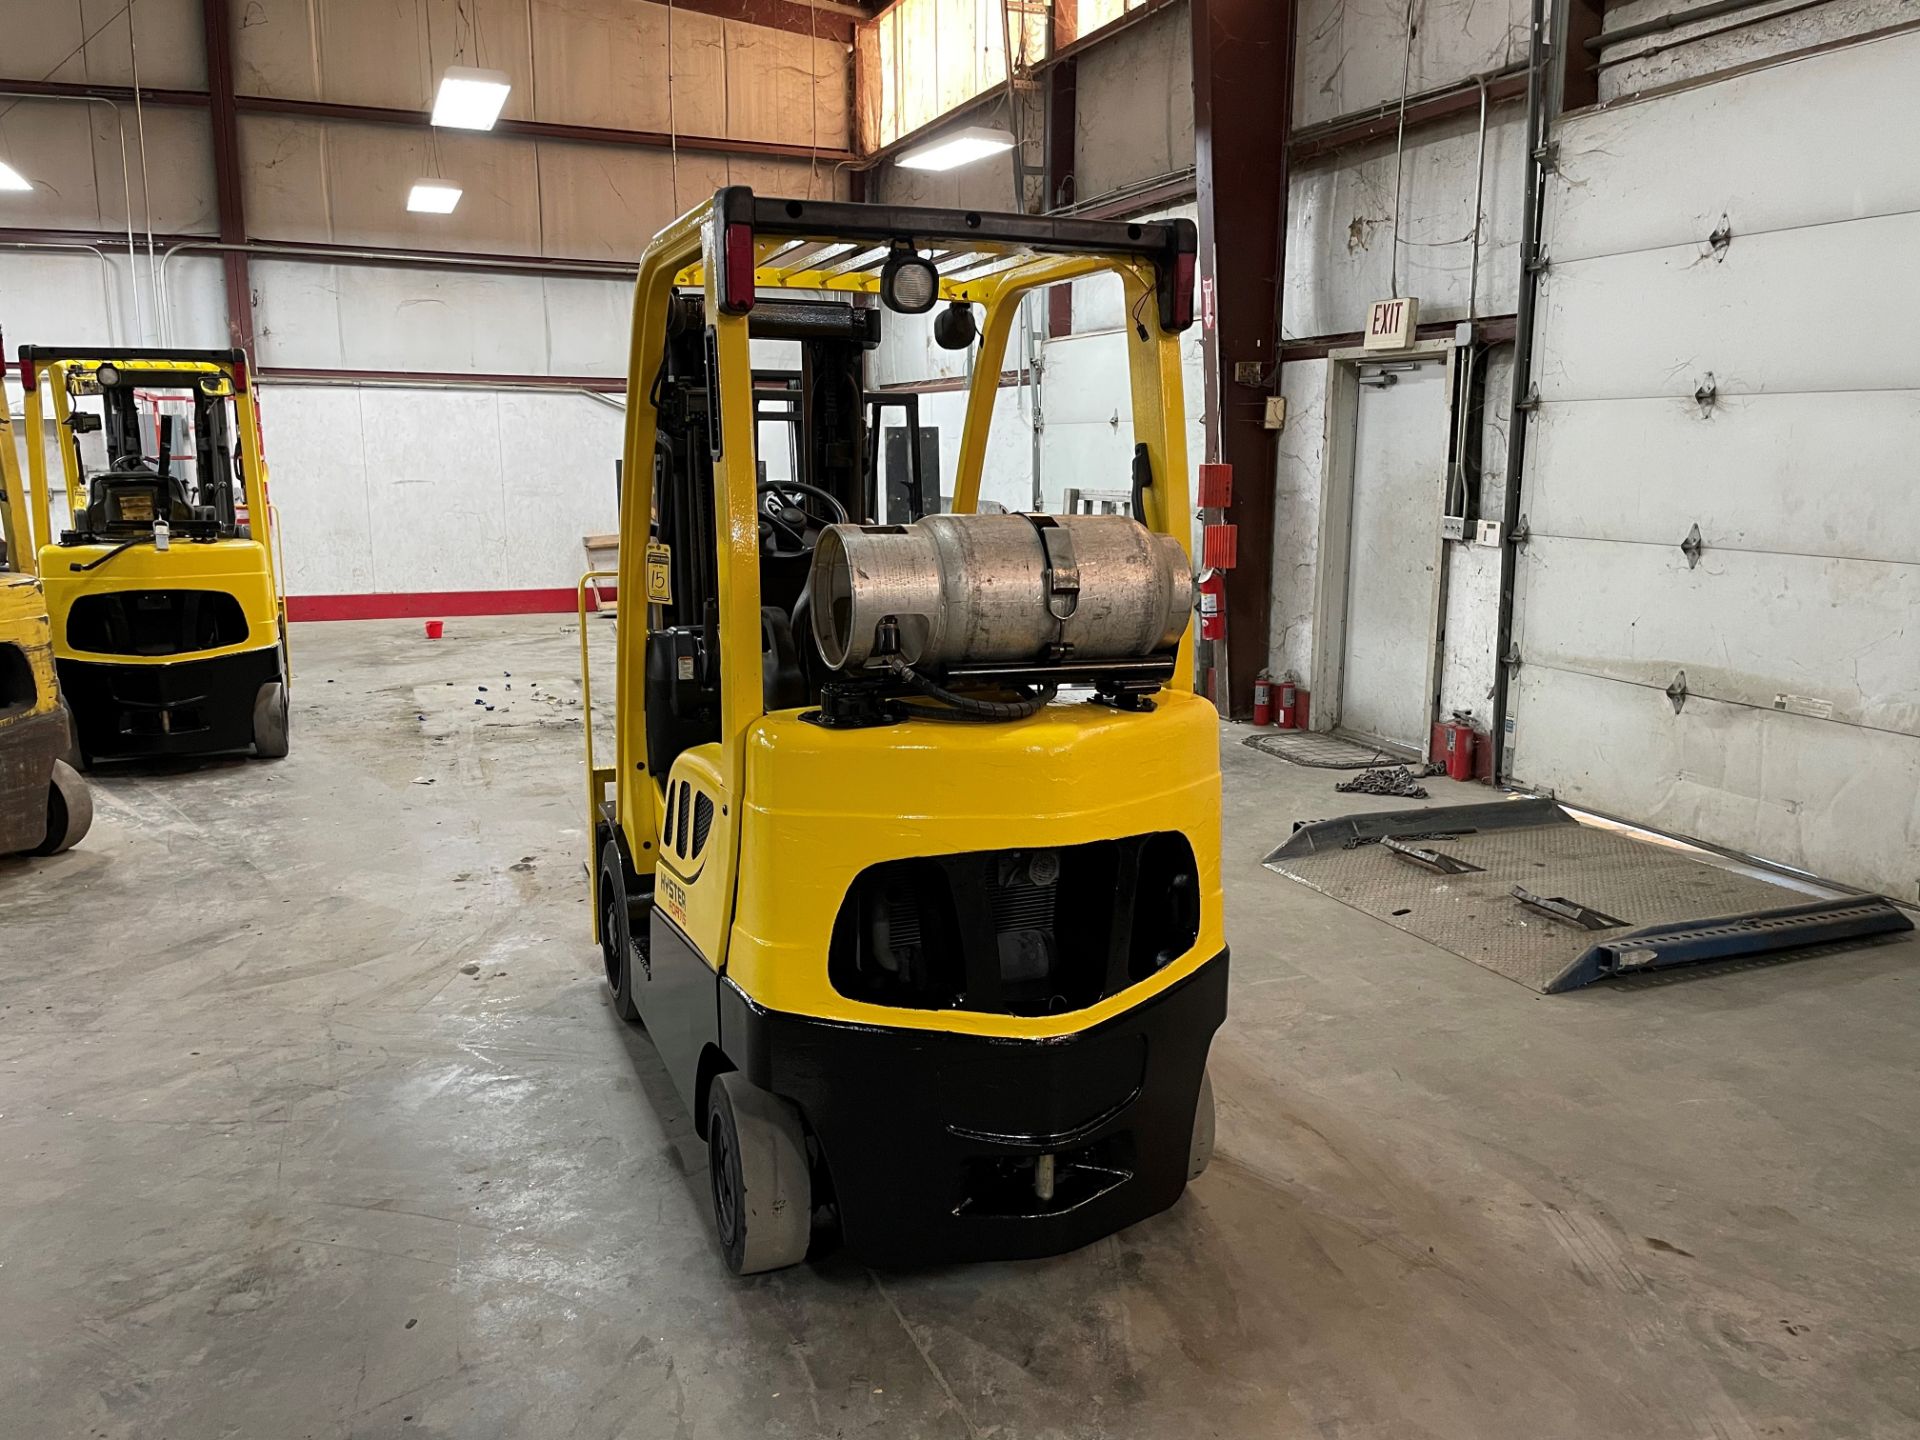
[424, 620, 445, 640]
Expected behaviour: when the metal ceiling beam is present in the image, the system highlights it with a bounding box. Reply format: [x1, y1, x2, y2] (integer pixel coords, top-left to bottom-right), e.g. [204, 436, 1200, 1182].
[1288, 69, 1528, 163]
[0, 78, 855, 167]
[1191, 0, 1294, 717]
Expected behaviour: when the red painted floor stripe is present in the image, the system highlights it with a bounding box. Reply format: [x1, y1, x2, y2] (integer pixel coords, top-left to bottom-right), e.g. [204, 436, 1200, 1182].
[286, 588, 613, 622]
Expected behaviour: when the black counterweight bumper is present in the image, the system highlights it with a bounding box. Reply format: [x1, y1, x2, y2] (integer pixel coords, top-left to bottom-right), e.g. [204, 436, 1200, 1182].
[58, 647, 281, 761]
[718, 948, 1229, 1268]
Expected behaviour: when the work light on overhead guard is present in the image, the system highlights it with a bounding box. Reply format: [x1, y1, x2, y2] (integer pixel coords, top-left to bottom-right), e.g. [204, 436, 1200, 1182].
[897, 126, 1017, 172]
[0, 160, 32, 191]
[407, 181, 463, 214]
[430, 67, 512, 130]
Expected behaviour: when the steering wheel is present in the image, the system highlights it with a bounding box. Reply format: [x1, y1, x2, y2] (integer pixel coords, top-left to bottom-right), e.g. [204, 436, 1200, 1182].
[756, 481, 849, 559]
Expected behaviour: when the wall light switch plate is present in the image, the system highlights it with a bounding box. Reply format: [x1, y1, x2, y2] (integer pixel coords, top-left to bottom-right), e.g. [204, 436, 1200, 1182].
[1442, 515, 1466, 541]
[1476, 519, 1502, 547]
[1263, 396, 1287, 430]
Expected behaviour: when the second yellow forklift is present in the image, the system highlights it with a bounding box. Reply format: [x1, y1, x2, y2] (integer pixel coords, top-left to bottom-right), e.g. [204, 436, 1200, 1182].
[17, 346, 290, 765]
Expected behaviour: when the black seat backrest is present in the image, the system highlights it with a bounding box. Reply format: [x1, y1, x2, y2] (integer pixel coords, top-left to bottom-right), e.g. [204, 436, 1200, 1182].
[761, 607, 808, 713]
[84, 463, 196, 536]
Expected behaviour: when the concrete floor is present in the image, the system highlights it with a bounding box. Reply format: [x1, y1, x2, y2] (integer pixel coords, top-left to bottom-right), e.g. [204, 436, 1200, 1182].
[3, 615, 1917, 1440]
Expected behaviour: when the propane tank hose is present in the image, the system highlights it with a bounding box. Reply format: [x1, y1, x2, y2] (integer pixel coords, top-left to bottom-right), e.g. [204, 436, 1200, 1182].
[885, 657, 1055, 722]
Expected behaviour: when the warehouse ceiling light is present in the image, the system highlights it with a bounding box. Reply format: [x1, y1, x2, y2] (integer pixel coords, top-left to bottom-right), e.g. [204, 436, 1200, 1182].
[406, 181, 464, 214]
[0, 160, 32, 192]
[430, 66, 512, 130]
[896, 126, 1017, 172]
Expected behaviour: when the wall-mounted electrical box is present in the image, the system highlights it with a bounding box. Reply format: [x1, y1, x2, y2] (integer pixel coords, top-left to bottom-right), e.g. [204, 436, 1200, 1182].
[1263, 396, 1287, 430]
[1442, 515, 1466, 541]
[1476, 519, 1502, 547]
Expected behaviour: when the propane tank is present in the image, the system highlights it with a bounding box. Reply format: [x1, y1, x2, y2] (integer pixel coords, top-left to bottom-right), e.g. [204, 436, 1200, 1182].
[1252, 671, 1274, 727]
[1196, 567, 1226, 642]
[810, 513, 1191, 671]
[1440, 710, 1478, 782]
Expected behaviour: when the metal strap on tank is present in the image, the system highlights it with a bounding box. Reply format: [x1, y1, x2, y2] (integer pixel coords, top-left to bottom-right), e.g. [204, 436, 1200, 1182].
[1021, 514, 1081, 622]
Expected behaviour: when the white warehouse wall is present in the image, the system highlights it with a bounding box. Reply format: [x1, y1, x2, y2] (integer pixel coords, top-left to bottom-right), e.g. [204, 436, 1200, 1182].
[0, 0, 855, 615]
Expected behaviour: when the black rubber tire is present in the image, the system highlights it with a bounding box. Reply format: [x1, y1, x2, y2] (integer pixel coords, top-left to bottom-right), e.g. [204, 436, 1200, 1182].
[707, 1072, 812, 1275]
[598, 841, 644, 1023]
[252, 680, 290, 759]
[1188, 1067, 1216, 1181]
[32, 760, 93, 856]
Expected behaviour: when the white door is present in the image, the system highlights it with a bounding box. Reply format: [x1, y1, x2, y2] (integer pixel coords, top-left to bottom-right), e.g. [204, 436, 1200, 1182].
[1509, 30, 1920, 897]
[1339, 358, 1448, 752]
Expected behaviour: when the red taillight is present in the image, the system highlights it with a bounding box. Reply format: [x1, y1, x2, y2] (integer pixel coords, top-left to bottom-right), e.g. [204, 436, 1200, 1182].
[722, 221, 756, 314]
[1172, 250, 1196, 329]
[18, 355, 34, 391]
[231, 352, 249, 393]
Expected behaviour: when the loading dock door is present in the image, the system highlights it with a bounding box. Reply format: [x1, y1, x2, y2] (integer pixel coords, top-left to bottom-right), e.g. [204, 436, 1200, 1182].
[1339, 358, 1449, 754]
[1508, 31, 1920, 897]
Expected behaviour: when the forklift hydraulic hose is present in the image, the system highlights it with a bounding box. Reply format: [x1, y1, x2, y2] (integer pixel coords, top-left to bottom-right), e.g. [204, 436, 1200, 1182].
[885, 657, 1055, 721]
[69, 538, 150, 572]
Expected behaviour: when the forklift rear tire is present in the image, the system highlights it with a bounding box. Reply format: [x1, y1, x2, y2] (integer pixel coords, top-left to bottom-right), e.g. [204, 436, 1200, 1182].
[707, 1071, 812, 1275]
[32, 760, 93, 856]
[598, 842, 644, 1024]
[1188, 1067, 1216, 1181]
[253, 681, 290, 759]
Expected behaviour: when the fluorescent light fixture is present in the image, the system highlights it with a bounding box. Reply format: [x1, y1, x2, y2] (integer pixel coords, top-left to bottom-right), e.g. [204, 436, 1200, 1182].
[897, 126, 1017, 173]
[407, 181, 463, 214]
[0, 160, 32, 192]
[431, 66, 512, 130]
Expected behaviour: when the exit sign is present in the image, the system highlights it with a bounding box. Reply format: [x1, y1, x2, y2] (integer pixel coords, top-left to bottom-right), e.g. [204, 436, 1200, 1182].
[1364, 296, 1419, 350]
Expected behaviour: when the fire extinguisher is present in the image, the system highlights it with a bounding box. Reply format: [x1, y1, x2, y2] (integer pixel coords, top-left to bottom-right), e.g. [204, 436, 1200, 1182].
[1252, 671, 1273, 727]
[1277, 673, 1300, 729]
[1196, 568, 1226, 641]
[1440, 710, 1478, 782]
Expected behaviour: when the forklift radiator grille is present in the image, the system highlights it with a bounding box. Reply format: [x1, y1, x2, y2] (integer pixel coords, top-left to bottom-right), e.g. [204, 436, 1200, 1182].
[829, 833, 1200, 1016]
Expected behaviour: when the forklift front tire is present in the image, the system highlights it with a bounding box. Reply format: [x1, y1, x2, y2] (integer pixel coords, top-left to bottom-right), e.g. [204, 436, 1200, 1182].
[252, 681, 290, 759]
[707, 1072, 812, 1276]
[33, 760, 94, 856]
[1188, 1067, 1216, 1181]
[598, 842, 644, 1024]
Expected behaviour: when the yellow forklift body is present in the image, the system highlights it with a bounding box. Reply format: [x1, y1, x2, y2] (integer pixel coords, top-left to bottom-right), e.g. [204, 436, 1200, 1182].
[725, 692, 1226, 1036]
[16, 349, 291, 762]
[581, 190, 1223, 1269]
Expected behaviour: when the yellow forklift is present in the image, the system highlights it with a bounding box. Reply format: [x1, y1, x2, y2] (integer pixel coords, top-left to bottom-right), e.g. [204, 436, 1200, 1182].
[16, 347, 290, 765]
[0, 368, 91, 855]
[581, 189, 1225, 1273]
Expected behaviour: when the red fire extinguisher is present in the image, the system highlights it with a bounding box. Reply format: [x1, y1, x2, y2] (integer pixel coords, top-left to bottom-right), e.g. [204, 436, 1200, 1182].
[1252, 671, 1273, 727]
[1440, 710, 1478, 782]
[1196, 568, 1226, 642]
[1276, 674, 1300, 729]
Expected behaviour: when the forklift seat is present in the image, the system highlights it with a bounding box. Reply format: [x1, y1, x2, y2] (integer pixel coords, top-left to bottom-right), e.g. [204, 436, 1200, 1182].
[761, 606, 809, 712]
[84, 462, 198, 536]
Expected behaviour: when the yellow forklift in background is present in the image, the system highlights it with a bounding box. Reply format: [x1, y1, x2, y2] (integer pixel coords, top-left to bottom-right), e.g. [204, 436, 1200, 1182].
[580, 189, 1224, 1274]
[0, 355, 91, 855]
[17, 347, 290, 765]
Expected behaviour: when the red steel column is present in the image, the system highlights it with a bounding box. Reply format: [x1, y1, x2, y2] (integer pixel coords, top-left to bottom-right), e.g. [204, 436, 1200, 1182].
[1044, 54, 1078, 337]
[201, 0, 253, 354]
[1191, 0, 1293, 716]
